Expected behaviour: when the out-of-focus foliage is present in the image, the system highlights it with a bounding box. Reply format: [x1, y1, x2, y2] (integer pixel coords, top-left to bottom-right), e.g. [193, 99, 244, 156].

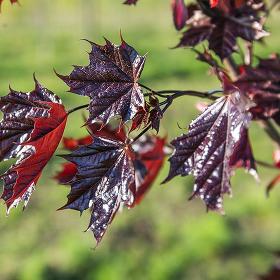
[0, 0, 280, 279]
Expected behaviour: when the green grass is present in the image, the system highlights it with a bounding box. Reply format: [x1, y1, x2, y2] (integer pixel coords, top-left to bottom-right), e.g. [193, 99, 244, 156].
[0, 1, 280, 279]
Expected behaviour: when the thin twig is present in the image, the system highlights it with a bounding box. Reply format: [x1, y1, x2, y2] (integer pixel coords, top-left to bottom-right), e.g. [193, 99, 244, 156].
[67, 104, 89, 115]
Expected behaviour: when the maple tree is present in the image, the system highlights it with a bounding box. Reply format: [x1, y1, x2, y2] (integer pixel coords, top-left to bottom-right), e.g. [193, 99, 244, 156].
[0, 0, 280, 245]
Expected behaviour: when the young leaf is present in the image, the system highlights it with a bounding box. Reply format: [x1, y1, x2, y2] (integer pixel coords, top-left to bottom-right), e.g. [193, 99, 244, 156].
[58, 36, 146, 125]
[171, 0, 188, 31]
[0, 78, 67, 211]
[165, 87, 253, 212]
[54, 162, 77, 185]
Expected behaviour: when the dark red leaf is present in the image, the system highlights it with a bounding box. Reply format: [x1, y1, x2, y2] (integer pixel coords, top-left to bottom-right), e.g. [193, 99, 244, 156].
[60, 136, 136, 243]
[229, 129, 258, 178]
[235, 55, 280, 124]
[59, 122, 165, 242]
[176, 24, 213, 48]
[175, 1, 267, 59]
[54, 162, 77, 184]
[57, 36, 146, 126]
[165, 85, 253, 212]
[132, 135, 166, 206]
[172, 0, 188, 31]
[0, 78, 67, 211]
[87, 122, 127, 142]
[63, 136, 92, 151]
[130, 104, 149, 132]
[148, 106, 163, 134]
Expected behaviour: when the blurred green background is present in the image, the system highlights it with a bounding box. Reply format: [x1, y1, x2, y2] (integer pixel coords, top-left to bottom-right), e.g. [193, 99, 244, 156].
[0, 1, 280, 279]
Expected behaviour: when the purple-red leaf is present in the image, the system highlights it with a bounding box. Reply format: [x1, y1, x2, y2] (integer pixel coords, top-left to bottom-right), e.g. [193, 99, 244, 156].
[165, 87, 253, 212]
[60, 136, 135, 243]
[0, 79, 67, 211]
[132, 135, 166, 206]
[229, 128, 257, 178]
[175, 1, 267, 59]
[172, 0, 188, 31]
[58, 37, 146, 125]
[58, 123, 165, 243]
[235, 55, 280, 125]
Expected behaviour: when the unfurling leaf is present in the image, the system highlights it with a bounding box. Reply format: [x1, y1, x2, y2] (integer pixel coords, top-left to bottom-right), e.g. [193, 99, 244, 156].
[165, 86, 253, 212]
[0, 78, 67, 212]
[58, 123, 165, 243]
[172, 0, 188, 31]
[58, 36, 146, 125]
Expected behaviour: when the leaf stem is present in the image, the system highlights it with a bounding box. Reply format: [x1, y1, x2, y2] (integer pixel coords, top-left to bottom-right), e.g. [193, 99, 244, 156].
[140, 82, 222, 101]
[156, 90, 220, 101]
[67, 104, 89, 115]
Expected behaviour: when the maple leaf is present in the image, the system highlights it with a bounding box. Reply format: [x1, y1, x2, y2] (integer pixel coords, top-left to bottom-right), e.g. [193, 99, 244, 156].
[172, 0, 188, 31]
[165, 84, 253, 212]
[60, 136, 136, 243]
[123, 0, 138, 4]
[58, 123, 165, 242]
[54, 162, 78, 185]
[235, 54, 280, 125]
[0, 78, 67, 211]
[176, 0, 268, 59]
[57, 36, 146, 126]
